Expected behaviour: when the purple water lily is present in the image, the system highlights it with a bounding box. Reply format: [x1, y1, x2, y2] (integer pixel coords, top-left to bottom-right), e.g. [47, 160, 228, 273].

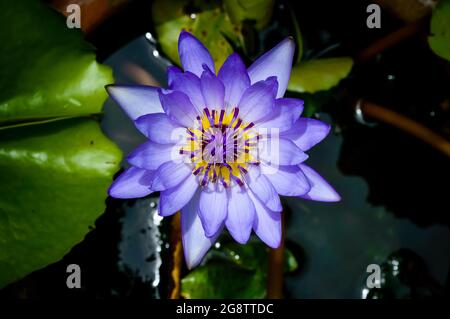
[107, 31, 340, 268]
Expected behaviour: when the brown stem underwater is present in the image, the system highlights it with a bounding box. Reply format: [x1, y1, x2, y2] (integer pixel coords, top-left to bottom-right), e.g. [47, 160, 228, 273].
[358, 100, 450, 158]
[266, 213, 285, 299]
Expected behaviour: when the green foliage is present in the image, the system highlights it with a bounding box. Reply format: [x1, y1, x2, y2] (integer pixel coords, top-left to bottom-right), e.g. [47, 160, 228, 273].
[288, 57, 353, 94]
[181, 240, 298, 298]
[153, 0, 245, 70]
[0, 0, 121, 287]
[223, 0, 275, 29]
[428, 0, 450, 61]
[0, 0, 112, 124]
[0, 119, 121, 287]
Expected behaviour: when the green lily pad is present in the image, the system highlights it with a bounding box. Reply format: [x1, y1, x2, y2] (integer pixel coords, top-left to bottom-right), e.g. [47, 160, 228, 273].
[0, 0, 112, 124]
[223, 0, 274, 29]
[0, 118, 122, 287]
[288, 57, 353, 94]
[428, 0, 450, 61]
[152, 0, 242, 70]
[181, 240, 298, 298]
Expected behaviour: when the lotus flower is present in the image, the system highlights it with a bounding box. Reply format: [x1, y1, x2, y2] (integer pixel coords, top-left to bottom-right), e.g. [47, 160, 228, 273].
[107, 31, 340, 268]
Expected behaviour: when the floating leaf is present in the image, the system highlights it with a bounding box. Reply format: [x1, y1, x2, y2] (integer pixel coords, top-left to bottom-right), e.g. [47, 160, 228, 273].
[0, 0, 112, 124]
[428, 0, 450, 61]
[288, 57, 353, 94]
[152, 0, 242, 70]
[0, 0, 121, 287]
[0, 118, 122, 287]
[223, 0, 275, 29]
[181, 240, 298, 298]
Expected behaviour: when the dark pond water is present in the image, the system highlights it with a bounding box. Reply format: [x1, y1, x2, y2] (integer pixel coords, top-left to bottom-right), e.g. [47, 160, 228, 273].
[101, 36, 450, 299]
[2, 23, 448, 299]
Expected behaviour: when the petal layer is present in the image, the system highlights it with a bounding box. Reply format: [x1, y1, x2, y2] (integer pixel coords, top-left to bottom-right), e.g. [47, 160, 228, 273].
[182, 191, 221, 268]
[247, 37, 295, 98]
[225, 186, 255, 244]
[249, 191, 282, 249]
[178, 30, 215, 77]
[106, 85, 163, 120]
[108, 166, 154, 199]
[199, 185, 228, 237]
[257, 98, 303, 132]
[298, 164, 341, 202]
[159, 90, 199, 128]
[201, 68, 225, 110]
[218, 53, 250, 111]
[159, 173, 198, 216]
[135, 113, 183, 144]
[281, 118, 331, 151]
[127, 141, 180, 170]
[238, 77, 278, 123]
[168, 68, 205, 114]
[261, 163, 311, 196]
[246, 165, 282, 212]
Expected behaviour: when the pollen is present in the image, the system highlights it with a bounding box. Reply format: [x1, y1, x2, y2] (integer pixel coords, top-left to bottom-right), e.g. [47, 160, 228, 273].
[181, 107, 259, 188]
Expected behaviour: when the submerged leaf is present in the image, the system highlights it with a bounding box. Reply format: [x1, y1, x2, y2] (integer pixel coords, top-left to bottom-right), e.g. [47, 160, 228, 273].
[0, 0, 112, 124]
[428, 0, 450, 61]
[152, 0, 242, 70]
[181, 240, 298, 298]
[223, 0, 275, 29]
[0, 118, 122, 287]
[288, 57, 353, 94]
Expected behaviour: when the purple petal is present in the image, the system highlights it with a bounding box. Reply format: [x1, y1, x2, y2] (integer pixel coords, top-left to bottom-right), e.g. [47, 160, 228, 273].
[153, 161, 192, 190]
[159, 173, 198, 216]
[200, 68, 225, 110]
[106, 85, 163, 120]
[199, 185, 228, 237]
[259, 138, 308, 166]
[225, 186, 255, 244]
[218, 53, 250, 111]
[245, 165, 282, 212]
[167, 66, 183, 86]
[281, 118, 331, 151]
[237, 77, 278, 123]
[247, 37, 295, 98]
[261, 163, 311, 196]
[248, 191, 282, 249]
[178, 30, 215, 77]
[127, 140, 180, 170]
[108, 166, 154, 199]
[257, 98, 304, 132]
[168, 69, 205, 114]
[135, 113, 183, 143]
[298, 164, 341, 202]
[182, 191, 221, 268]
[159, 90, 199, 128]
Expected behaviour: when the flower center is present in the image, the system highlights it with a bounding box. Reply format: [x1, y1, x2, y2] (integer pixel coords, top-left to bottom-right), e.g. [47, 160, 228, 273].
[180, 107, 259, 188]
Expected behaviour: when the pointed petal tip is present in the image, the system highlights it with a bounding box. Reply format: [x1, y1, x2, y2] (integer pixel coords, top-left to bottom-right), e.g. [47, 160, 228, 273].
[231, 233, 251, 245]
[184, 249, 203, 269]
[299, 164, 342, 202]
[106, 85, 164, 120]
[178, 30, 215, 76]
[248, 37, 295, 98]
[108, 166, 154, 199]
[266, 238, 281, 249]
[178, 29, 191, 40]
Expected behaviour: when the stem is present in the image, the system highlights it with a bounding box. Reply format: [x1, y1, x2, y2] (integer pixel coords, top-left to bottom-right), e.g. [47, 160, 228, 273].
[168, 212, 183, 299]
[266, 213, 285, 299]
[354, 17, 428, 64]
[357, 99, 450, 158]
